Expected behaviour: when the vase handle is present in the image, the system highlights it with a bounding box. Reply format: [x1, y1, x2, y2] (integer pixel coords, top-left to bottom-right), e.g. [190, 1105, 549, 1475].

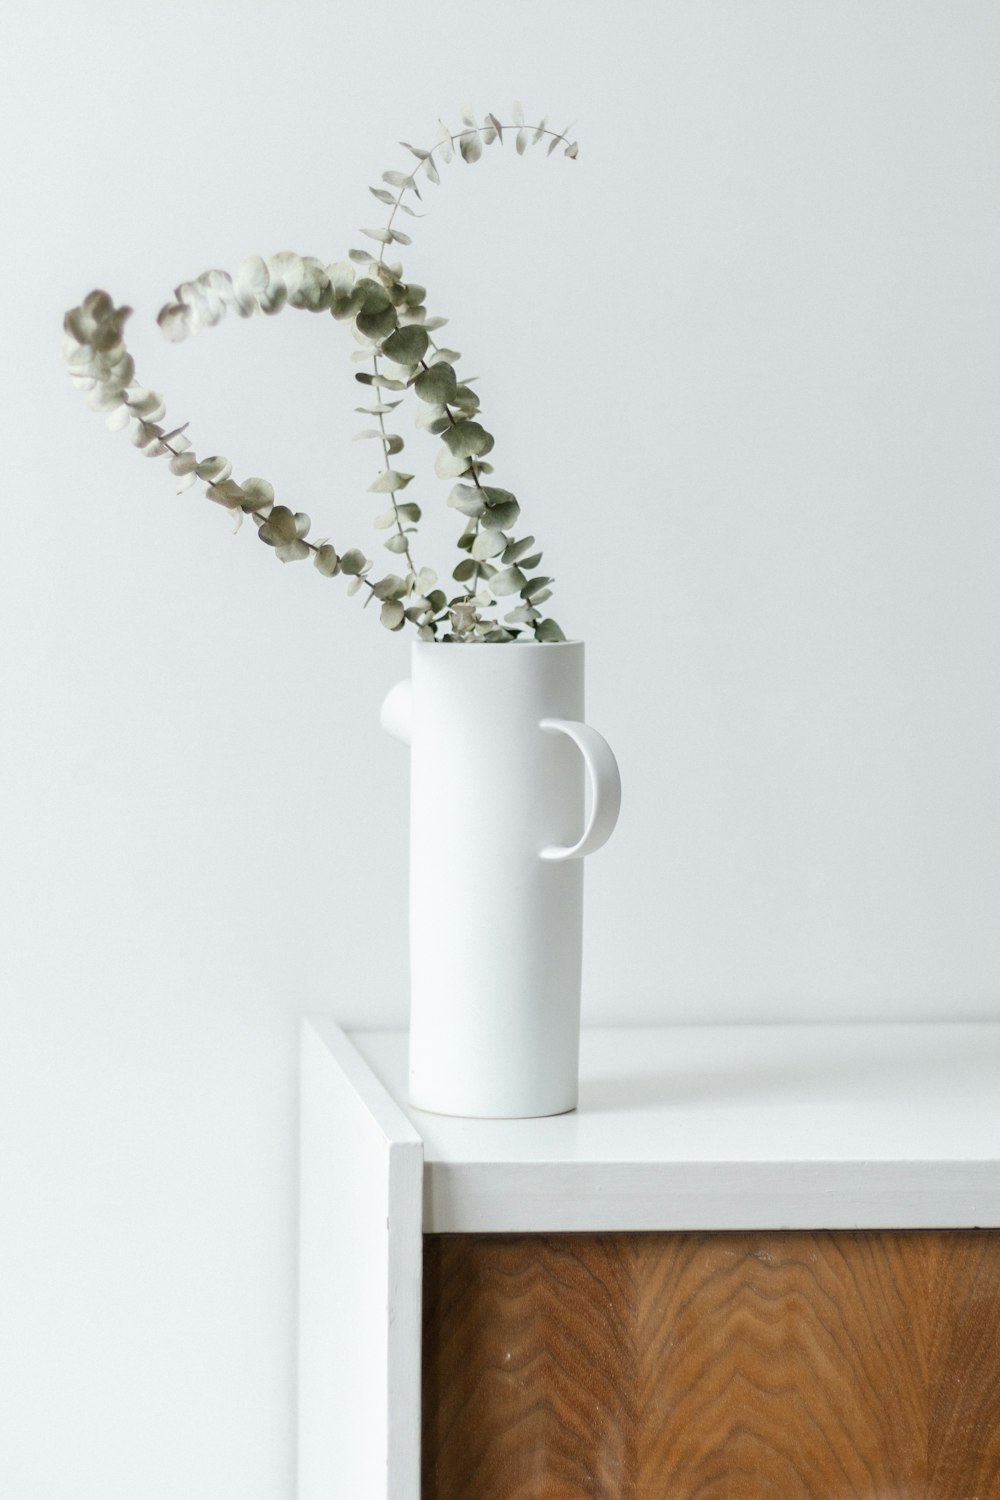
[538, 719, 622, 861]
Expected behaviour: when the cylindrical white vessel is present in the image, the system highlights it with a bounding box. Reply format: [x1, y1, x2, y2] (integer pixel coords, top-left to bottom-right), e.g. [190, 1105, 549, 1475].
[383, 640, 620, 1118]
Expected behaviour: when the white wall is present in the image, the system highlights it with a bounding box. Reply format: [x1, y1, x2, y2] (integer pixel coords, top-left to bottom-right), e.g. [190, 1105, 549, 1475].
[2, 1, 998, 1494]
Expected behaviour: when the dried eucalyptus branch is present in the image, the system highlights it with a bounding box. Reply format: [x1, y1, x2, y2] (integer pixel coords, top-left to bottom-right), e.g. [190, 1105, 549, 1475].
[62, 106, 578, 642]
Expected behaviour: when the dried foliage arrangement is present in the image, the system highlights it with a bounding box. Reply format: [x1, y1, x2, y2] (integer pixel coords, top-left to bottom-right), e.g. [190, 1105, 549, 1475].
[62, 106, 579, 642]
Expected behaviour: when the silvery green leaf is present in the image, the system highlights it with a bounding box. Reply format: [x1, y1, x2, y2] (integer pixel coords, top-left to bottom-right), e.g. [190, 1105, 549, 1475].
[353, 428, 382, 441]
[564, 141, 578, 158]
[314, 544, 340, 576]
[258, 504, 305, 543]
[422, 315, 448, 332]
[452, 384, 480, 414]
[340, 548, 370, 576]
[384, 534, 410, 554]
[527, 586, 552, 605]
[385, 434, 405, 456]
[373, 507, 398, 530]
[355, 401, 403, 415]
[430, 347, 461, 365]
[516, 128, 528, 155]
[361, 226, 393, 244]
[446, 484, 485, 517]
[373, 573, 407, 600]
[472, 529, 507, 561]
[535, 618, 566, 642]
[383, 170, 415, 189]
[481, 117, 498, 146]
[388, 228, 412, 246]
[480, 498, 520, 531]
[501, 534, 535, 564]
[442, 420, 494, 459]
[275, 539, 310, 563]
[427, 416, 451, 436]
[435, 446, 474, 480]
[505, 604, 541, 625]
[522, 575, 554, 601]
[380, 600, 406, 631]
[196, 456, 232, 483]
[459, 131, 482, 163]
[382, 324, 428, 367]
[157, 304, 190, 342]
[356, 305, 397, 341]
[415, 401, 447, 430]
[532, 116, 548, 143]
[241, 476, 275, 512]
[436, 120, 454, 163]
[452, 558, 477, 583]
[395, 202, 423, 218]
[368, 470, 413, 493]
[349, 248, 375, 264]
[397, 502, 421, 522]
[370, 186, 396, 205]
[346, 575, 365, 597]
[235, 255, 269, 296]
[326, 260, 356, 295]
[106, 404, 131, 432]
[400, 141, 430, 160]
[423, 154, 441, 185]
[490, 566, 527, 596]
[175, 471, 198, 492]
[512, 100, 525, 125]
[414, 362, 457, 405]
[516, 551, 542, 571]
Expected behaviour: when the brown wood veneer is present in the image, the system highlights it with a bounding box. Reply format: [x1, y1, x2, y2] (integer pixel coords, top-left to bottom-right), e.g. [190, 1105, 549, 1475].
[421, 1230, 1000, 1500]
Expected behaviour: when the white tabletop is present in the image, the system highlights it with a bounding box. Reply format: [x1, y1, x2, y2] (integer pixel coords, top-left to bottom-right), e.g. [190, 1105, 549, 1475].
[350, 1024, 1000, 1232]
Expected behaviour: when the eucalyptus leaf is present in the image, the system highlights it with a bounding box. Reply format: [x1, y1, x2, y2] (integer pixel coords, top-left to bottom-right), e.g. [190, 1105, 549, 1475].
[472, 529, 507, 561]
[459, 131, 482, 163]
[446, 484, 485, 518]
[480, 498, 520, 531]
[370, 186, 396, 204]
[368, 470, 413, 493]
[384, 534, 411, 554]
[489, 566, 527, 597]
[339, 548, 370, 576]
[452, 558, 477, 582]
[535, 617, 566, 641]
[436, 120, 454, 163]
[413, 363, 457, 405]
[380, 600, 406, 630]
[373, 573, 407, 600]
[501, 534, 535, 564]
[361, 226, 393, 244]
[382, 324, 429, 367]
[314, 544, 340, 576]
[442, 420, 494, 459]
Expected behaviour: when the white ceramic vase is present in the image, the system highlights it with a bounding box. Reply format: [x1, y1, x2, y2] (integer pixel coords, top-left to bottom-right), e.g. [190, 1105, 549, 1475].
[381, 640, 621, 1118]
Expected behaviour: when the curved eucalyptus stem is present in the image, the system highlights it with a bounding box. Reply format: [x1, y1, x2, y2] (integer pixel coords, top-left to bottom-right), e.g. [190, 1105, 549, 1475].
[62, 106, 577, 642]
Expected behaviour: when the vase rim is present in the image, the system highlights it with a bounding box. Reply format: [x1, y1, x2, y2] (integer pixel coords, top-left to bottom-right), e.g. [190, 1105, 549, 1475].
[412, 638, 583, 648]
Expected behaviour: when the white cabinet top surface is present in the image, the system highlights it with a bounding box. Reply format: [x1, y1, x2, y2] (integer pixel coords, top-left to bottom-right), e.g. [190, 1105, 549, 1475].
[345, 1024, 1000, 1231]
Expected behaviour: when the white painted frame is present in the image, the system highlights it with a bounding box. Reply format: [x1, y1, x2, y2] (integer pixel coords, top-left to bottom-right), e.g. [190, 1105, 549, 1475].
[298, 1019, 423, 1500]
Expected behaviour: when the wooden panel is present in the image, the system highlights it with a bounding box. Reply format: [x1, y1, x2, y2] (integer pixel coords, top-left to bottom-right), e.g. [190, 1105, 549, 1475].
[422, 1230, 1000, 1500]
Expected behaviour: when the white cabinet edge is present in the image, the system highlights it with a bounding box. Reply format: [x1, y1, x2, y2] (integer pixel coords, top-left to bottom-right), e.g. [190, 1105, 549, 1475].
[298, 1019, 423, 1500]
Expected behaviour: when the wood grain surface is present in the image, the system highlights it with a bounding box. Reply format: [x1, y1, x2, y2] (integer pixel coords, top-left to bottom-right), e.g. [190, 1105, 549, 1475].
[421, 1230, 1000, 1500]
